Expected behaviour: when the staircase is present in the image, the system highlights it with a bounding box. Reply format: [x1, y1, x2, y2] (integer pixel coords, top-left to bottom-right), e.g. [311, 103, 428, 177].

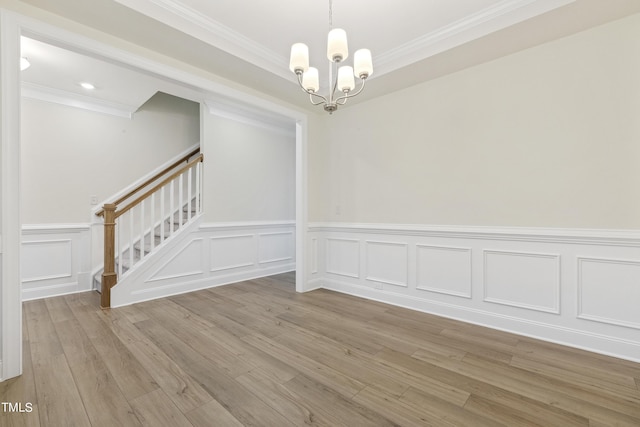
[93, 198, 198, 291]
[95, 148, 203, 307]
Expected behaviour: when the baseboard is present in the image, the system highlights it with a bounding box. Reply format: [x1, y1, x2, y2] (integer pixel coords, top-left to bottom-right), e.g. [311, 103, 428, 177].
[22, 276, 91, 302]
[113, 263, 295, 307]
[304, 277, 324, 292]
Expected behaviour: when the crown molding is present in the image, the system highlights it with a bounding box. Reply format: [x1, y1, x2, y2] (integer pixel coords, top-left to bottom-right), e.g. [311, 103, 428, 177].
[113, 0, 291, 81]
[21, 81, 138, 118]
[115, 0, 574, 84]
[374, 0, 576, 77]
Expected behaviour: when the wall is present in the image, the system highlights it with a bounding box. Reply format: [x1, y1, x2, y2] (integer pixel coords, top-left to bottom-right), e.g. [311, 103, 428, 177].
[107, 109, 298, 307]
[306, 112, 330, 221]
[312, 13, 640, 229]
[21, 91, 199, 224]
[307, 14, 640, 362]
[202, 113, 295, 223]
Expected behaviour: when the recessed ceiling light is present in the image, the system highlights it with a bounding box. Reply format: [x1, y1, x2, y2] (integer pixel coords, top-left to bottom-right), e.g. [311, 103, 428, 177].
[80, 82, 95, 90]
[20, 57, 30, 71]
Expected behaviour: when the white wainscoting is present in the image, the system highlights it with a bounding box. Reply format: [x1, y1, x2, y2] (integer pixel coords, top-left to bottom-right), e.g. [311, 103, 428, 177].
[307, 223, 640, 362]
[577, 257, 640, 330]
[416, 244, 472, 298]
[21, 224, 92, 300]
[366, 240, 409, 288]
[483, 250, 560, 314]
[111, 220, 295, 307]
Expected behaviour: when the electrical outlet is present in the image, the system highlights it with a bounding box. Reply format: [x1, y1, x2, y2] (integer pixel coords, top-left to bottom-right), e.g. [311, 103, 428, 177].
[374, 282, 383, 290]
[90, 195, 98, 205]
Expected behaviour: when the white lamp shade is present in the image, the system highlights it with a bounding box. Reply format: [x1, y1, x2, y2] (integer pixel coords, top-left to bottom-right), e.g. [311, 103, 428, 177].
[327, 28, 348, 62]
[354, 49, 373, 78]
[338, 66, 355, 92]
[289, 43, 309, 73]
[302, 67, 320, 92]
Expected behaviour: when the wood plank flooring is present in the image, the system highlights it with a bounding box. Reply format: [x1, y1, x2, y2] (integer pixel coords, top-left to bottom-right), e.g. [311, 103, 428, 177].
[2, 272, 639, 426]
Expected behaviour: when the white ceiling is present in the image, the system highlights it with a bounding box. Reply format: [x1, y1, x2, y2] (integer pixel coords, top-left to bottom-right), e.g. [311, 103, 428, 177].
[20, 35, 203, 115]
[111, 0, 575, 81]
[16, 0, 640, 112]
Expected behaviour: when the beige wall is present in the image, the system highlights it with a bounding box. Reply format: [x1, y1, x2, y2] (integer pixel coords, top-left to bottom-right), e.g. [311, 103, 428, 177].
[310, 13, 640, 229]
[21, 92, 199, 223]
[202, 114, 295, 222]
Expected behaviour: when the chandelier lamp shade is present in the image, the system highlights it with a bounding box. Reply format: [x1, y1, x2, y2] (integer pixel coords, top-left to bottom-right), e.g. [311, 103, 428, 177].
[289, 1, 373, 113]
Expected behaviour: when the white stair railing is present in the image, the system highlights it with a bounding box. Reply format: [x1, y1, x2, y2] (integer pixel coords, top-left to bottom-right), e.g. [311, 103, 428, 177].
[97, 152, 203, 308]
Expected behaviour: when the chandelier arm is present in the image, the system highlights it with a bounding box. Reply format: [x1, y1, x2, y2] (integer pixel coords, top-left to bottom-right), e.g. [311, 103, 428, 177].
[295, 72, 329, 104]
[334, 77, 367, 105]
[307, 90, 329, 104]
[309, 94, 327, 105]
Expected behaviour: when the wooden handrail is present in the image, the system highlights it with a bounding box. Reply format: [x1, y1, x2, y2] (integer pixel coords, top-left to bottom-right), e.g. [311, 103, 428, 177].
[115, 154, 203, 219]
[96, 147, 200, 217]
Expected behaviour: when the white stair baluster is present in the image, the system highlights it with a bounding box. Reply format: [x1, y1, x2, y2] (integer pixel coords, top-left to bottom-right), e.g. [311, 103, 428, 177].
[150, 193, 155, 251]
[196, 162, 201, 214]
[160, 186, 165, 242]
[169, 179, 175, 235]
[117, 217, 122, 278]
[178, 172, 184, 230]
[129, 207, 134, 270]
[187, 167, 192, 220]
[139, 199, 145, 261]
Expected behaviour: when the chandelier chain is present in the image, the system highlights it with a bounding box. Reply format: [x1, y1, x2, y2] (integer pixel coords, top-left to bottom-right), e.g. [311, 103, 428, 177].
[329, 0, 333, 28]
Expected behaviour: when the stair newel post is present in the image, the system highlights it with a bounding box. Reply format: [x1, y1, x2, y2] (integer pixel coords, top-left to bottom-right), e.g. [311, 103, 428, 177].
[101, 203, 118, 309]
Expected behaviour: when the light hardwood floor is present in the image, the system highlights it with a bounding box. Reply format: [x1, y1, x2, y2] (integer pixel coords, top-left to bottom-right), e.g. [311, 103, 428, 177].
[2, 272, 639, 426]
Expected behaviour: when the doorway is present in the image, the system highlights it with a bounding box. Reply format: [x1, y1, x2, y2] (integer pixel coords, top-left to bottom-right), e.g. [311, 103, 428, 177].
[0, 11, 308, 381]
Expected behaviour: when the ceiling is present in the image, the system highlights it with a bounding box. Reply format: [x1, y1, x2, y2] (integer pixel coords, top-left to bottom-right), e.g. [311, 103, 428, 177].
[16, 0, 640, 113]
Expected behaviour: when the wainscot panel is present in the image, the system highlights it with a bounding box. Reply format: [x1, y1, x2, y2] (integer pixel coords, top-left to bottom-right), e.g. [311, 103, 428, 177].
[111, 220, 295, 307]
[308, 223, 640, 363]
[577, 257, 640, 330]
[366, 240, 409, 288]
[326, 237, 360, 278]
[21, 224, 92, 300]
[416, 244, 472, 298]
[483, 250, 560, 314]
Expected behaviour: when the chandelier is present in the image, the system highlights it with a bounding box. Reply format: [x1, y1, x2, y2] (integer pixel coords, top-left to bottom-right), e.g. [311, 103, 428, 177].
[288, 0, 373, 113]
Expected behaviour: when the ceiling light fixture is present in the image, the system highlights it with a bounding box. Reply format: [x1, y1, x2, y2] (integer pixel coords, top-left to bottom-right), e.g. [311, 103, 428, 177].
[20, 57, 30, 71]
[289, 0, 372, 114]
[80, 82, 95, 90]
